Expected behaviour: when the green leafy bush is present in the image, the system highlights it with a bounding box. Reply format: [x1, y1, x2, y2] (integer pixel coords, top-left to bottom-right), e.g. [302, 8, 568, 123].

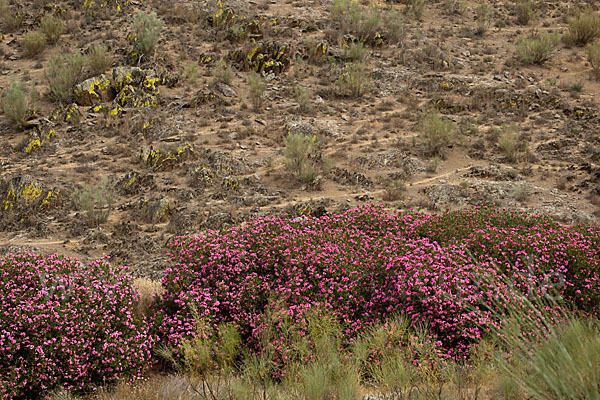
[71, 177, 115, 227]
[515, 0, 536, 25]
[45, 51, 86, 103]
[87, 44, 111, 75]
[338, 62, 370, 97]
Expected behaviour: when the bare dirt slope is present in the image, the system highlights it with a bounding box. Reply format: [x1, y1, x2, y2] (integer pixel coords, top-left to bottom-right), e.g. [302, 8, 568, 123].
[1, 0, 600, 277]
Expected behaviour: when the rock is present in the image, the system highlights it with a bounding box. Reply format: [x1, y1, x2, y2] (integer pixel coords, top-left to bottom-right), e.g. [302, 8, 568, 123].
[214, 82, 237, 97]
[112, 66, 145, 92]
[74, 74, 114, 106]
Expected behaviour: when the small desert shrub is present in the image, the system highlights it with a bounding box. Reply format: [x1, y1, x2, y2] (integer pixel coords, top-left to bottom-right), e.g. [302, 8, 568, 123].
[474, 3, 493, 35]
[87, 43, 111, 75]
[71, 176, 115, 227]
[515, 0, 536, 25]
[133, 278, 163, 319]
[0, 0, 21, 32]
[284, 133, 316, 183]
[330, 0, 382, 39]
[0, 253, 153, 399]
[498, 128, 520, 163]
[212, 59, 233, 85]
[383, 10, 405, 45]
[404, 0, 426, 20]
[295, 85, 312, 113]
[183, 63, 200, 85]
[342, 41, 368, 61]
[132, 11, 164, 57]
[516, 32, 560, 64]
[587, 42, 600, 80]
[338, 62, 370, 97]
[382, 180, 406, 201]
[39, 13, 65, 44]
[247, 71, 267, 110]
[444, 0, 467, 16]
[512, 183, 531, 202]
[0, 80, 36, 129]
[419, 112, 456, 158]
[21, 31, 47, 57]
[566, 8, 600, 46]
[45, 51, 86, 103]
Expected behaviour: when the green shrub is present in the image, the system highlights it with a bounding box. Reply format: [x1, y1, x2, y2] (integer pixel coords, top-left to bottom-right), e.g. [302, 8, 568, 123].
[39, 13, 65, 44]
[383, 10, 405, 45]
[21, 31, 47, 57]
[212, 59, 233, 85]
[71, 177, 115, 227]
[247, 71, 266, 110]
[0, 80, 36, 129]
[419, 112, 456, 158]
[342, 41, 368, 62]
[516, 32, 560, 64]
[45, 51, 86, 103]
[515, 0, 536, 25]
[132, 11, 164, 58]
[330, 0, 383, 39]
[474, 3, 493, 35]
[337, 62, 370, 97]
[295, 85, 312, 113]
[566, 8, 600, 46]
[587, 42, 600, 80]
[284, 133, 316, 183]
[87, 44, 111, 75]
[0, 0, 21, 32]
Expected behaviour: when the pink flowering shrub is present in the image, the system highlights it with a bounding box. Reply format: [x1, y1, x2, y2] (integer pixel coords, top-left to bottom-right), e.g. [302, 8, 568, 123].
[152, 205, 600, 372]
[0, 253, 154, 400]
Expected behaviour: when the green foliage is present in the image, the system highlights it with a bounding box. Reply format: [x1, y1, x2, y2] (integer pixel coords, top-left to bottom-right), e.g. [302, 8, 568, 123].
[294, 85, 312, 114]
[247, 71, 266, 110]
[39, 13, 65, 44]
[567, 8, 600, 46]
[419, 112, 456, 158]
[0, 0, 21, 32]
[183, 63, 200, 85]
[516, 32, 560, 65]
[132, 11, 164, 57]
[474, 3, 493, 35]
[330, 0, 382, 39]
[71, 177, 115, 227]
[21, 31, 47, 57]
[45, 51, 86, 103]
[0, 80, 36, 129]
[497, 125, 527, 163]
[587, 42, 600, 80]
[337, 62, 370, 97]
[283, 133, 316, 183]
[515, 0, 536, 25]
[87, 44, 111, 76]
[342, 41, 368, 62]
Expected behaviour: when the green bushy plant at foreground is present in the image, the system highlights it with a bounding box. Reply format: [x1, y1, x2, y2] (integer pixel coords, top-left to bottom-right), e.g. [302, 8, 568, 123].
[45, 51, 85, 103]
[132, 12, 164, 58]
[0, 80, 37, 129]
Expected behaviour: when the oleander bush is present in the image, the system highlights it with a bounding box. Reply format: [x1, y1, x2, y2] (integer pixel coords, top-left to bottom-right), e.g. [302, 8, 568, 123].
[0, 253, 154, 399]
[151, 205, 600, 379]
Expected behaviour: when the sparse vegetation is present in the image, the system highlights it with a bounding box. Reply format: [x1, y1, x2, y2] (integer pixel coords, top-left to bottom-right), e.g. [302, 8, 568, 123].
[132, 11, 164, 58]
[283, 133, 316, 183]
[87, 44, 111, 75]
[515, 0, 536, 25]
[338, 62, 370, 97]
[21, 30, 47, 57]
[71, 177, 116, 227]
[212, 59, 233, 85]
[474, 3, 494, 35]
[419, 112, 456, 158]
[566, 8, 600, 46]
[39, 13, 65, 44]
[247, 71, 266, 110]
[516, 32, 560, 64]
[45, 50, 86, 103]
[0, 80, 36, 129]
[295, 85, 312, 113]
[587, 42, 600, 79]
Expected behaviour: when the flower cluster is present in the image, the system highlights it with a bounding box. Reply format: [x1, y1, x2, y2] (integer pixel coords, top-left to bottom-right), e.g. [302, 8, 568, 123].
[153, 205, 600, 372]
[0, 253, 154, 399]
